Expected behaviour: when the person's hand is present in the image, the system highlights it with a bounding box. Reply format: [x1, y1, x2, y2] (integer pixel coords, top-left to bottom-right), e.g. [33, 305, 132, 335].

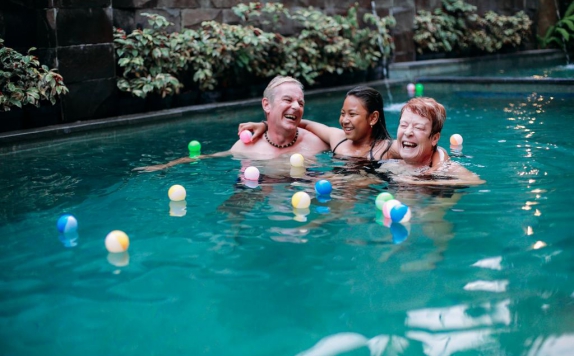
[238, 121, 267, 142]
[132, 164, 168, 172]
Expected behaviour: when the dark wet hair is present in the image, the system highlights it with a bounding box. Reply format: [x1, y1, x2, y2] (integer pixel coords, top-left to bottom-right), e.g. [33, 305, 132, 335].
[346, 86, 392, 159]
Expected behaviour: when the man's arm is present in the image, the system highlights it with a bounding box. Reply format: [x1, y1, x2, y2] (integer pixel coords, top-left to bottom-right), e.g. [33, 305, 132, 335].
[133, 150, 231, 172]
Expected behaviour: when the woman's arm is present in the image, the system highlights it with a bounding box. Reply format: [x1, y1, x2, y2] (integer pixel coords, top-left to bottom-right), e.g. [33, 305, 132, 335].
[299, 119, 341, 147]
[238, 119, 341, 147]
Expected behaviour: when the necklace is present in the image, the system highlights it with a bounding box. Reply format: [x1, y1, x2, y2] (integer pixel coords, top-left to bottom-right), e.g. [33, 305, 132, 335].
[265, 129, 299, 148]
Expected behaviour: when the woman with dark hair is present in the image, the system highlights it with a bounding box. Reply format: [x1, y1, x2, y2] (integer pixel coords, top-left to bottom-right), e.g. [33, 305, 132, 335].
[240, 85, 398, 160]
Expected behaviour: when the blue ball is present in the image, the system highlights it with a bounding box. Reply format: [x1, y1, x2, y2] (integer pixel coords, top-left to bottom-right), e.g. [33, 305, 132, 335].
[57, 214, 78, 234]
[315, 179, 332, 195]
[390, 204, 411, 223]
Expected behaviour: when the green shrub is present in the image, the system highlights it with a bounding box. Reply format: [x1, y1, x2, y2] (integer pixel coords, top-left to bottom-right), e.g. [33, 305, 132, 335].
[0, 39, 68, 111]
[539, 1, 574, 52]
[113, 13, 189, 98]
[414, 0, 532, 56]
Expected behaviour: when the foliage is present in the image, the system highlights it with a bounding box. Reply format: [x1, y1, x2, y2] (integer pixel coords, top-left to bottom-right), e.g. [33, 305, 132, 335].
[413, 8, 463, 54]
[232, 2, 289, 32]
[538, 1, 574, 52]
[188, 21, 279, 90]
[232, 2, 396, 86]
[414, 0, 532, 55]
[335, 3, 396, 70]
[288, 7, 355, 84]
[469, 11, 532, 53]
[413, 0, 477, 54]
[113, 13, 189, 98]
[0, 38, 68, 111]
[113, 4, 397, 97]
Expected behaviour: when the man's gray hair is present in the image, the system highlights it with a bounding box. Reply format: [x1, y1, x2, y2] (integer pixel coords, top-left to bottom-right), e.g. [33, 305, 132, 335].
[263, 75, 304, 102]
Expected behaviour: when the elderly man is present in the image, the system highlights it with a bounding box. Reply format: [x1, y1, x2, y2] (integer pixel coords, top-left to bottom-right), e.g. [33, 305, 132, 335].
[229, 75, 328, 158]
[134, 76, 328, 172]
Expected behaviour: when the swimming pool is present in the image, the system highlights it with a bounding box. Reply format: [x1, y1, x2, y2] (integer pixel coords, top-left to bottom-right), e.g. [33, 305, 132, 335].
[1, 84, 573, 355]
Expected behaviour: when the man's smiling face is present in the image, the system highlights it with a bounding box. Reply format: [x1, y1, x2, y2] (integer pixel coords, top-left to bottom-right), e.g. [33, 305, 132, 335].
[263, 82, 305, 131]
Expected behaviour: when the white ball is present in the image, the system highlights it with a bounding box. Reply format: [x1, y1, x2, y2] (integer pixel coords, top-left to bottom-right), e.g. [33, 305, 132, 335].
[168, 184, 186, 201]
[105, 230, 130, 253]
[292, 191, 311, 209]
[244, 166, 260, 181]
[382, 199, 401, 219]
[290, 153, 305, 168]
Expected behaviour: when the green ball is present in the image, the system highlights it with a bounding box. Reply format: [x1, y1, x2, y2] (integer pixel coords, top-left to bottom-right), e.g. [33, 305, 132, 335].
[375, 192, 394, 210]
[188, 140, 201, 153]
[415, 83, 424, 96]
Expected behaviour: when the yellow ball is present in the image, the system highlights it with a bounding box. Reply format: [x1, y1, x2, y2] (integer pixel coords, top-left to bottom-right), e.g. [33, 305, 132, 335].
[168, 184, 186, 201]
[105, 230, 130, 253]
[290, 153, 305, 168]
[292, 191, 311, 209]
[450, 134, 463, 145]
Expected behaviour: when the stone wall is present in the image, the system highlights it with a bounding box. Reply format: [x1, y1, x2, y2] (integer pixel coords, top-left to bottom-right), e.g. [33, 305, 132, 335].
[0, 0, 117, 130]
[0, 0, 551, 132]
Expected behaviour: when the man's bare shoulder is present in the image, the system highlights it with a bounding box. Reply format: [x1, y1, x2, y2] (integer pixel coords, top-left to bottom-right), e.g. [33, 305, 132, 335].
[298, 128, 330, 151]
[230, 139, 276, 159]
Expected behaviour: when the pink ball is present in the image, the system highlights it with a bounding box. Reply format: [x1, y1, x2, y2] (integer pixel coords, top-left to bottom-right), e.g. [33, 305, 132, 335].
[244, 166, 260, 181]
[382, 199, 401, 219]
[240, 130, 253, 144]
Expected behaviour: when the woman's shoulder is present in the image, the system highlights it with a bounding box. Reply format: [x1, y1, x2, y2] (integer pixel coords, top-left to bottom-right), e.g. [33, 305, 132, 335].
[373, 139, 394, 159]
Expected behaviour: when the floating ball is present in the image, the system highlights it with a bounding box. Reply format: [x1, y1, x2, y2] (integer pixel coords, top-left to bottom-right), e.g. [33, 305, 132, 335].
[57, 214, 78, 234]
[292, 191, 311, 209]
[382, 199, 401, 219]
[390, 204, 412, 223]
[188, 140, 201, 153]
[375, 192, 394, 210]
[415, 83, 424, 96]
[407, 83, 415, 95]
[168, 184, 186, 201]
[105, 230, 130, 253]
[315, 179, 332, 195]
[290, 153, 305, 168]
[240, 130, 253, 144]
[450, 133, 464, 146]
[244, 166, 260, 181]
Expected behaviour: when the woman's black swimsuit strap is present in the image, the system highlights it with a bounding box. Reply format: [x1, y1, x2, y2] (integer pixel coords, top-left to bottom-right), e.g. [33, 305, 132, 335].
[332, 138, 348, 156]
[332, 138, 376, 161]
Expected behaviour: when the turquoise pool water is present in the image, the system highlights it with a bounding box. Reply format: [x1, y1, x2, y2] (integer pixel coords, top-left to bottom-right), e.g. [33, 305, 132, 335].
[1, 85, 574, 355]
[470, 63, 574, 78]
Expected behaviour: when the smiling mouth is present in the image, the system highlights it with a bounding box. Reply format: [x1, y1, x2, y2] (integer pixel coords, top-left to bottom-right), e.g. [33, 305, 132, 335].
[402, 141, 417, 148]
[285, 114, 297, 120]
